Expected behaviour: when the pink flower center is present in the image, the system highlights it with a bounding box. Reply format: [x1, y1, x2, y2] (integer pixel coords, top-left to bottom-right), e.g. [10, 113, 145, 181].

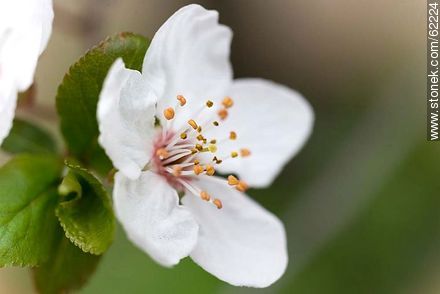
[150, 95, 251, 209]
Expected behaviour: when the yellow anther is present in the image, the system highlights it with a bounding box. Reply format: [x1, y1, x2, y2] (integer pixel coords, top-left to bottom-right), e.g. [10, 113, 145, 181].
[231, 151, 238, 158]
[177, 95, 187, 106]
[164, 107, 175, 120]
[196, 134, 205, 141]
[156, 148, 169, 159]
[227, 175, 239, 185]
[218, 109, 228, 120]
[212, 156, 223, 164]
[213, 198, 223, 209]
[213, 121, 219, 126]
[200, 191, 211, 201]
[208, 144, 217, 153]
[195, 144, 203, 151]
[188, 119, 198, 129]
[206, 100, 214, 108]
[197, 126, 202, 133]
[229, 131, 237, 140]
[236, 181, 248, 192]
[172, 165, 182, 176]
[193, 165, 204, 175]
[191, 148, 198, 154]
[210, 139, 217, 144]
[222, 97, 234, 108]
[180, 132, 188, 139]
[194, 159, 200, 165]
[240, 148, 251, 157]
[205, 165, 215, 176]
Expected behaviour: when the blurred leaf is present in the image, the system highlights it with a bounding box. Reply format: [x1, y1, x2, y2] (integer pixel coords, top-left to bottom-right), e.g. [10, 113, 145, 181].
[1, 119, 56, 154]
[0, 155, 61, 267]
[56, 32, 149, 174]
[33, 226, 101, 294]
[56, 162, 115, 255]
[283, 142, 440, 294]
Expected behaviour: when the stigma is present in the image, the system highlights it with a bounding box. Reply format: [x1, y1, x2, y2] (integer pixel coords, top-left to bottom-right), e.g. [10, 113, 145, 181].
[151, 95, 251, 209]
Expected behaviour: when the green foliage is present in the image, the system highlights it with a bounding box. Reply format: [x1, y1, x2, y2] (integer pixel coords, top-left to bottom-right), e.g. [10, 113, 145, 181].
[0, 155, 61, 267]
[1, 119, 56, 154]
[33, 226, 101, 294]
[56, 162, 115, 255]
[56, 32, 150, 174]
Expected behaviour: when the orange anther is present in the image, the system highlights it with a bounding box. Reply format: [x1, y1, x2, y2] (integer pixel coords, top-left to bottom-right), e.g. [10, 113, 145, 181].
[205, 165, 215, 176]
[156, 148, 169, 158]
[240, 148, 251, 157]
[177, 95, 187, 106]
[164, 107, 175, 120]
[188, 119, 198, 129]
[229, 131, 237, 140]
[200, 191, 211, 201]
[222, 97, 234, 108]
[193, 165, 204, 175]
[218, 109, 228, 120]
[213, 198, 223, 209]
[227, 175, 239, 185]
[236, 181, 248, 192]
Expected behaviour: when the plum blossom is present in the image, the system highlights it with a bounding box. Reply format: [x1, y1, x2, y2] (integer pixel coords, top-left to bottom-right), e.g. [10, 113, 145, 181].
[97, 4, 314, 287]
[0, 0, 53, 144]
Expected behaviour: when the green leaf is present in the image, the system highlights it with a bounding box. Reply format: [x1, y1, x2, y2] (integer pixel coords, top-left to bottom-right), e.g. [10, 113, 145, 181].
[56, 162, 115, 255]
[56, 32, 149, 173]
[1, 119, 57, 154]
[0, 155, 61, 267]
[33, 226, 101, 294]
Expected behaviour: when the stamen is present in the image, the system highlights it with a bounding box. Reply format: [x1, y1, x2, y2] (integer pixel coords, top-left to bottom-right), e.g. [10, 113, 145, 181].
[213, 198, 223, 209]
[194, 159, 200, 165]
[193, 165, 204, 175]
[180, 132, 188, 139]
[236, 181, 248, 192]
[240, 148, 251, 157]
[218, 109, 228, 120]
[208, 144, 217, 153]
[205, 165, 215, 176]
[164, 107, 175, 120]
[206, 100, 214, 108]
[210, 139, 217, 144]
[200, 191, 211, 201]
[229, 131, 237, 140]
[222, 97, 234, 108]
[213, 121, 219, 126]
[156, 148, 169, 159]
[231, 151, 238, 158]
[188, 119, 198, 130]
[227, 175, 239, 185]
[177, 95, 187, 106]
[172, 165, 182, 176]
[195, 144, 203, 151]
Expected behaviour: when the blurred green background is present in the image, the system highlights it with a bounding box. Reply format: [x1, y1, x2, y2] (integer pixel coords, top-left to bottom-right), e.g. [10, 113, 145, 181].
[0, 0, 432, 293]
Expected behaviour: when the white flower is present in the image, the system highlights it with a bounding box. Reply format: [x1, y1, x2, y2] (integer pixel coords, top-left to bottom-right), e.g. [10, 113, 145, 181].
[0, 0, 54, 144]
[98, 4, 314, 288]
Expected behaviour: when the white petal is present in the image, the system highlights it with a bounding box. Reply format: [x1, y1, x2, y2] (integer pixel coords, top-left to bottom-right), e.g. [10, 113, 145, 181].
[142, 4, 233, 129]
[114, 171, 199, 267]
[0, 0, 53, 91]
[182, 176, 288, 287]
[98, 59, 157, 180]
[0, 0, 53, 144]
[212, 78, 314, 187]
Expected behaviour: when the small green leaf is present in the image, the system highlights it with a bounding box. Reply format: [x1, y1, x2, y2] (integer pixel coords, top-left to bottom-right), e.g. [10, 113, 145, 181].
[33, 226, 101, 294]
[0, 155, 61, 267]
[1, 119, 57, 154]
[56, 32, 150, 173]
[56, 162, 115, 255]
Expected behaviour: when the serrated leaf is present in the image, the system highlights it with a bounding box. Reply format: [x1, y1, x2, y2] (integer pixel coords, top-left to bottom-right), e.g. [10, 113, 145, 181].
[33, 226, 101, 294]
[0, 155, 61, 267]
[56, 32, 149, 174]
[56, 162, 115, 255]
[1, 118, 57, 154]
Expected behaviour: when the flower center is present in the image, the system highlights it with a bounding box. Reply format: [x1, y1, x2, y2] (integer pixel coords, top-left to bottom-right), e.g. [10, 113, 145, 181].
[150, 95, 251, 209]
